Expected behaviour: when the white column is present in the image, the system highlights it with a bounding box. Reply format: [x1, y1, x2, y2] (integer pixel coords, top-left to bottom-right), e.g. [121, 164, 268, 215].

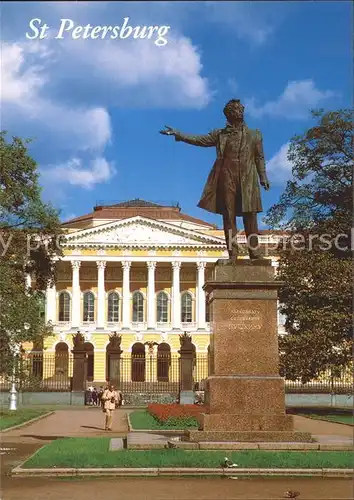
[147, 261, 156, 329]
[122, 261, 132, 329]
[196, 261, 206, 330]
[45, 283, 56, 324]
[97, 261, 106, 328]
[171, 261, 181, 330]
[71, 261, 81, 328]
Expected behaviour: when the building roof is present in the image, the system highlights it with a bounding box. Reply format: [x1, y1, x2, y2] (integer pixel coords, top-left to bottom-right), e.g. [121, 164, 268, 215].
[105, 199, 167, 208]
[62, 199, 218, 229]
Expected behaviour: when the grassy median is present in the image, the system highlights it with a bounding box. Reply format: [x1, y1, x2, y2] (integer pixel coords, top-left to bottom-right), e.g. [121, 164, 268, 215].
[0, 409, 49, 431]
[299, 413, 353, 426]
[22, 437, 353, 469]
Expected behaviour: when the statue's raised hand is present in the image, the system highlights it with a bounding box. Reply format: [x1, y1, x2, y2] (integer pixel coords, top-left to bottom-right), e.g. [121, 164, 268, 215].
[159, 125, 176, 136]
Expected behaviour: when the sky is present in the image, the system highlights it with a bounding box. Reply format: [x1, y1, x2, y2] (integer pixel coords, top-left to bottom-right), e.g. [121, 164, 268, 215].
[1, 1, 352, 228]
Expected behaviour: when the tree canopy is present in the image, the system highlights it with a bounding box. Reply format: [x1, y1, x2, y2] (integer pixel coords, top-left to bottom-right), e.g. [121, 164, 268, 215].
[0, 131, 63, 374]
[265, 109, 353, 382]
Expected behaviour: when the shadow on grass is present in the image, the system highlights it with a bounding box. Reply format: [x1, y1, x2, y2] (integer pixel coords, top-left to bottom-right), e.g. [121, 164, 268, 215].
[19, 435, 64, 441]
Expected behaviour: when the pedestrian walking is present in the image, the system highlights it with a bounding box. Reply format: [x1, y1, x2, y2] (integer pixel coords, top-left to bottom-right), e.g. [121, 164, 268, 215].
[102, 384, 118, 431]
[98, 386, 104, 407]
[92, 387, 98, 406]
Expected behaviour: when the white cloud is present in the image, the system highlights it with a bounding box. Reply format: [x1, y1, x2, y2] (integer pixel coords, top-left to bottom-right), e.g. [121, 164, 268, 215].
[1, 41, 112, 152]
[43, 157, 116, 190]
[54, 34, 211, 108]
[266, 143, 293, 184]
[246, 80, 336, 119]
[1, 42, 47, 102]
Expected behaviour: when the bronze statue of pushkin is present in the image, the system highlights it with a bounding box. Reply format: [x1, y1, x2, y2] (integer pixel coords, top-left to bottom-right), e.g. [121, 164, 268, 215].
[160, 99, 270, 260]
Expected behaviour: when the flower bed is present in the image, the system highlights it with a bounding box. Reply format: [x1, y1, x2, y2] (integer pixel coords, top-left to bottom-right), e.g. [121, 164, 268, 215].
[147, 403, 207, 427]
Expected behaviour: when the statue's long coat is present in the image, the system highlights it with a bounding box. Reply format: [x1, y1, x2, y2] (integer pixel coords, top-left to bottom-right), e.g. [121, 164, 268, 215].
[175, 124, 266, 216]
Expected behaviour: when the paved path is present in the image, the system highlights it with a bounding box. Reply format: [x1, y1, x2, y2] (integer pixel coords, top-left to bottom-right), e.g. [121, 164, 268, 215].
[2, 477, 353, 500]
[293, 415, 353, 444]
[1, 408, 129, 444]
[2, 410, 352, 446]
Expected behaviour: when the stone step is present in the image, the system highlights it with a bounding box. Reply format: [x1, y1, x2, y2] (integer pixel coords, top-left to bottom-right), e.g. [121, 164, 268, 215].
[126, 432, 168, 449]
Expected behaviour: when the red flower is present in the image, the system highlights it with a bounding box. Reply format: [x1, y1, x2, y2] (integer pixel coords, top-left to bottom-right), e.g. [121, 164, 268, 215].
[148, 403, 207, 423]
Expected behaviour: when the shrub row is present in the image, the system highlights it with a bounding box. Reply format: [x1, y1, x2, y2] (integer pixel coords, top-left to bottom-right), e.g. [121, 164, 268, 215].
[147, 403, 207, 427]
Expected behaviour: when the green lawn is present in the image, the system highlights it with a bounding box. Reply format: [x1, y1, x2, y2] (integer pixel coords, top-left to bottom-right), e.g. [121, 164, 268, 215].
[300, 413, 353, 426]
[22, 437, 353, 469]
[0, 409, 49, 431]
[129, 410, 199, 430]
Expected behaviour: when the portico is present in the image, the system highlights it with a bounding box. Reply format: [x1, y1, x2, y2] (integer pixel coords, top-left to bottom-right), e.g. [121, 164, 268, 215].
[47, 258, 211, 333]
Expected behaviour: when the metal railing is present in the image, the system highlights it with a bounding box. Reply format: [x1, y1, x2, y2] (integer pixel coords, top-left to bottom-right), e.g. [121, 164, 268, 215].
[0, 353, 73, 392]
[283, 366, 353, 394]
[0, 352, 352, 396]
[107, 354, 210, 394]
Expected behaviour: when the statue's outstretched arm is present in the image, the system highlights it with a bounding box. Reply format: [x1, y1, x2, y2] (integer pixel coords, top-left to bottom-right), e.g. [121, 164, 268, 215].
[175, 129, 218, 147]
[160, 125, 218, 147]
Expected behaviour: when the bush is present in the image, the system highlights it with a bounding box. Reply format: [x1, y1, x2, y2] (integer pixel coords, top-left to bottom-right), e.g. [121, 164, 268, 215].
[147, 403, 207, 427]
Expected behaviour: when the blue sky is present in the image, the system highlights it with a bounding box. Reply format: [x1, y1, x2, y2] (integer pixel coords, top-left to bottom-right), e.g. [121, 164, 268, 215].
[2, 1, 351, 228]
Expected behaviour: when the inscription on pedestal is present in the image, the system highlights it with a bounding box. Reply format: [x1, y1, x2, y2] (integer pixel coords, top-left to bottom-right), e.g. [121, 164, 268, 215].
[231, 309, 262, 331]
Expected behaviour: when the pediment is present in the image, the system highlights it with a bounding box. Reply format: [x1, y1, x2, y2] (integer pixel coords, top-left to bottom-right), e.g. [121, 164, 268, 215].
[63, 216, 224, 247]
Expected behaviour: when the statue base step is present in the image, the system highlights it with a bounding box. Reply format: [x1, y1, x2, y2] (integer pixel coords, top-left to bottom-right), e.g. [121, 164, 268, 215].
[200, 412, 294, 432]
[185, 430, 313, 443]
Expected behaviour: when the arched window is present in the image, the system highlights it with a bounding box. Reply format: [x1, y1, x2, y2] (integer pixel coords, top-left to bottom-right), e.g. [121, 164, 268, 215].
[84, 342, 94, 381]
[31, 338, 43, 378]
[157, 291, 168, 323]
[181, 292, 193, 322]
[59, 292, 71, 322]
[108, 292, 120, 322]
[131, 342, 145, 382]
[83, 292, 95, 322]
[55, 342, 69, 375]
[132, 291, 144, 322]
[157, 343, 171, 382]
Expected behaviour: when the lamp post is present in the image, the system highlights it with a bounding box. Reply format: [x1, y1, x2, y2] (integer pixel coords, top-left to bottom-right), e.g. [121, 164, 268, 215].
[9, 323, 30, 411]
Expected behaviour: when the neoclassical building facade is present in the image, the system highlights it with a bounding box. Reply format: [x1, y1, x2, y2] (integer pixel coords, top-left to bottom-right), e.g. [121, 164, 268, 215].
[32, 200, 285, 383]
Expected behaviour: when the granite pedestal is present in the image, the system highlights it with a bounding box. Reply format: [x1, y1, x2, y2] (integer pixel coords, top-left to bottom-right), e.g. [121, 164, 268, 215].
[186, 259, 312, 443]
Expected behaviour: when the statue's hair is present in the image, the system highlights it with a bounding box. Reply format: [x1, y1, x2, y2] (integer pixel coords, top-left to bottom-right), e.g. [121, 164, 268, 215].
[224, 99, 245, 114]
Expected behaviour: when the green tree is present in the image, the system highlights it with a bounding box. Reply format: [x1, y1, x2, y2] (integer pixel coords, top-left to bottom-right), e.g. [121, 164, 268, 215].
[0, 132, 63, 375]
[265, 110, 352, 382]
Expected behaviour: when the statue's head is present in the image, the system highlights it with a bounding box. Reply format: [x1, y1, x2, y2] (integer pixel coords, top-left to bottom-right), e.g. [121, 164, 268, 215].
[223, 99, 245, 124]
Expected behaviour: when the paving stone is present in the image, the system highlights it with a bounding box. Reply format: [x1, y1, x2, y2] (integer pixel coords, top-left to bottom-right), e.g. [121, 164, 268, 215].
[199, 442, 258, 450]
[126, 432, 168, 449]
[109, 438, 124, 451]
[319, 444, 353, 451]
[258, 442, 320, 450]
